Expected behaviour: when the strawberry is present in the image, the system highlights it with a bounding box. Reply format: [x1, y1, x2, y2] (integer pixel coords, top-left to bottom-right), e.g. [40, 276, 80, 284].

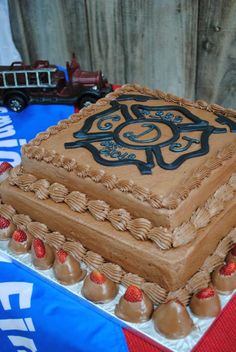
[33, 238, 46, 258]
[0, 162, 12, 175]
[0, 216, 10, 229]
[57, 249, 68, 263]
[12, 229, 27, 242]
[196, 287, 215, 299]
[90, 271, 106, 284]
[230, 244, 236, 257]
[124, 285, 143, 302]
[220, 262, 236, 276]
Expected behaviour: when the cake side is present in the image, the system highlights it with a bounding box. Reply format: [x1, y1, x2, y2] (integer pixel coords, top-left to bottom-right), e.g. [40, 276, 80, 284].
[7, 166, 236, 249]
[0, 198, 235, 306]
[21, 84, 236, 228]
[1, 178, 235, 291]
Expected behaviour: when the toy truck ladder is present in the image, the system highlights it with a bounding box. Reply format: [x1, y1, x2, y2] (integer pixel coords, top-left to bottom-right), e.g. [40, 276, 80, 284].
[0, 67, 57, 89]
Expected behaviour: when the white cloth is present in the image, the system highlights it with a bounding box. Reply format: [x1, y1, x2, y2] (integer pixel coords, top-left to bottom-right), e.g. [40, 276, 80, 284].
[0, 0, 21, 64]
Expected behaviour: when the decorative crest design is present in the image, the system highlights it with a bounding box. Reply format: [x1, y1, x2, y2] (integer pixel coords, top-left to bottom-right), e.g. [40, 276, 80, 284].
[65, 95, 234, 175]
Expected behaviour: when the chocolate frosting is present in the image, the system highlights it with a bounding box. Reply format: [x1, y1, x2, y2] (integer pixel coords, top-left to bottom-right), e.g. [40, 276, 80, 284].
[212, 265, 236, 294]
[115, 293, 153, 323]
[189, 289, 221, 318]
[153, 300, 194, 339]
[53, 254, 86, 285]
[81, 274, 118, 303]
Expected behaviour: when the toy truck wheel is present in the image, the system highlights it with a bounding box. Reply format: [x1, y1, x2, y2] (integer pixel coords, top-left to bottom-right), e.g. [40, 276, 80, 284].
[78, 95, 97, 109]
[5, 95, 27, 112]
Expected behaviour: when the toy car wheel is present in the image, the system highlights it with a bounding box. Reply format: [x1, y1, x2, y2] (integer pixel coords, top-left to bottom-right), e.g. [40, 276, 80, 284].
[78, 96, 97, 109]
[5, 95, 26, 112]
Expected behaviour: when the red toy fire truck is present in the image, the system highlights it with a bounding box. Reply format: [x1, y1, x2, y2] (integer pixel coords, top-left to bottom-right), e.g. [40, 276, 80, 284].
[0, 55, 112, 112]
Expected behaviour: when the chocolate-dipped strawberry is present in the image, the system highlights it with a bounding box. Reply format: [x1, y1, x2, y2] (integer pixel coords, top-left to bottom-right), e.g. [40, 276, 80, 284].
[190, 287, 221, 318]
[212, 262, 236, 294]
[115, 285, 153, 323]
[53, 249, 86, 285]
[0, 216, 16, 240]
[0, 162, 12, 183]
[153, 300, 194, 339]
[82, 270, 118, 303]
[31, 238, 55, 270]
[8, 229, 32, 253]
[226, 244, 236, 263]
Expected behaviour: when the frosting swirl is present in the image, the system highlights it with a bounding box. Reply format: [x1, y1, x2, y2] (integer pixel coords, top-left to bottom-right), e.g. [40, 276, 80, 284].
[107, 208, 131, 231]
[173, 223, 196, 247]
[45, 231, 65, 249]
[191, 207, 210, 229]
[141, 282, 167, 304]
[15, 174, 37, 191]
[64, 191, 88, 213]
[12, 214, 31, 230]
[63, 241, 87, 261]
[87, 200, 110, 221]
[147, 227, 172, 250]
[49, 183, 69, 203]
[30, 179, 50, 200]
[83, 251, 104, 269]
[127, 218, 152, 240]
[0, 204, 16, 220]
[99, 263, 124, 283]
[27, 222, 49, 240]
[121, 273, 145, 288]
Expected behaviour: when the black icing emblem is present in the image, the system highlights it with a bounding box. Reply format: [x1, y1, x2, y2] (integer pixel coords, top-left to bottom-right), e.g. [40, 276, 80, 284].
[64, 95, 235, 175]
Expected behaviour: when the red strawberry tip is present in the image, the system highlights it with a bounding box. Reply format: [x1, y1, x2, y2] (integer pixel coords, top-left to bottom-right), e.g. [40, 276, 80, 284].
[33, 238, 46, 258]
[220, 262, 236, 276]
[57, 249, 68, 263]
[90, 271, 106, 284]
[124, 285, 143, 303]
[0, 216, 10, 229]
[12, 229, 27, 242]
[196, 287, 215, 299]
[0, 162, 12, 175]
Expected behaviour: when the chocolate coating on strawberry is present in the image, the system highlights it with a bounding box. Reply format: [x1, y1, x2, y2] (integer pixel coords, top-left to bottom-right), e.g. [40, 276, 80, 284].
[212, 262, 236, 294]
[0, 216, 15, 240]
[8, 229, 32, 253]
[226, 244, 236, 264]
[31, 238, 55, 270]
[190, 287, 221, 318]
[82, 271, 118, 303]
[53, 249, 86, 285]
[115, 285, 153, 323]
[153, 300, 194, 339]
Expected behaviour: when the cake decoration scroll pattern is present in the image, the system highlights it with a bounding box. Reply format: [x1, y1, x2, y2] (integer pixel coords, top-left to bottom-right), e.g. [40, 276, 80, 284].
[1, 201, 235, 306]
[64, 98, 233, 175]
[22, 84, 236, 210]
[8, 167, 236, 249]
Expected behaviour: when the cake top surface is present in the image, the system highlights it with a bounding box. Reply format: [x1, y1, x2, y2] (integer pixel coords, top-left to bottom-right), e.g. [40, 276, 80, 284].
[22, 84, 236, 210]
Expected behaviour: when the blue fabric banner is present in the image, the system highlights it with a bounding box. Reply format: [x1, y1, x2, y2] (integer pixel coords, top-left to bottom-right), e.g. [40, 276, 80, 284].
[0, 252, 128, 352]
[0, 104, 74, 166]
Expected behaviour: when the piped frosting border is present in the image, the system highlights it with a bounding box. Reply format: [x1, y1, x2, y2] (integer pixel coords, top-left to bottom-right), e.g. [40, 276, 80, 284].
[7, 165, 236, 250]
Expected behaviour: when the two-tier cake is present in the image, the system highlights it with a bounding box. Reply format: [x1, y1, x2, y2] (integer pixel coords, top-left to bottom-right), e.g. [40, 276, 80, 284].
[0, 84, 235, 337]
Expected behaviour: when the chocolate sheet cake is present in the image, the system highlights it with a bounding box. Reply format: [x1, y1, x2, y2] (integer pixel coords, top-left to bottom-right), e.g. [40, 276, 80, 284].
[0, 84, 235, 305]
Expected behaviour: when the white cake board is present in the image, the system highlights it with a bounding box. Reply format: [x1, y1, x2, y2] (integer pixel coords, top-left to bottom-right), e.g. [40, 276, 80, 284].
[0, 241, 235, 352]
